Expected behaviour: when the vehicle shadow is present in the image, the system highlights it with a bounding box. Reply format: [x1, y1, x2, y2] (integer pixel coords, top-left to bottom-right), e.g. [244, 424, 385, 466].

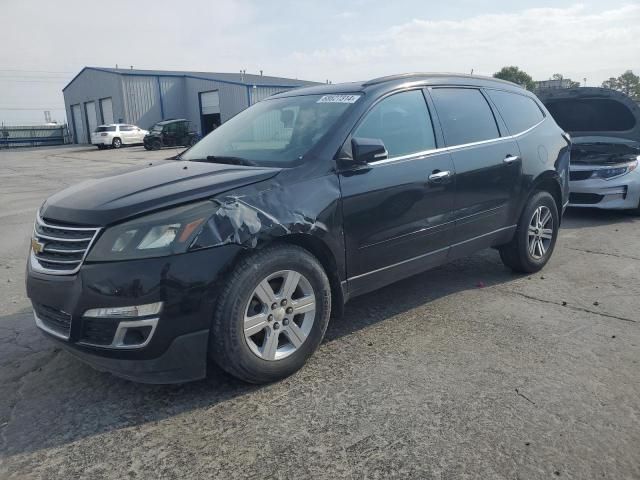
[561, 207, 638, 230]
[0, 250, 518, 459]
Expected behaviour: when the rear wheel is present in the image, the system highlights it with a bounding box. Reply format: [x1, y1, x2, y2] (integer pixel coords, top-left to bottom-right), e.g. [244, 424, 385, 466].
[499, 191, 559, 273]
[112, 137, 122, 149]
[96, 145, 104, 150]
[209, 245, 331, 384]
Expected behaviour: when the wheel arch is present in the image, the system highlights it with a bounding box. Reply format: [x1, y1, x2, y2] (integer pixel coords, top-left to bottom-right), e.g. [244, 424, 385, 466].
[529, 172, 563, 224]
[270, 234, 345, 319]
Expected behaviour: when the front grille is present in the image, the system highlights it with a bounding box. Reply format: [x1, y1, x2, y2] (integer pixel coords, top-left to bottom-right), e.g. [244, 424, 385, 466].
[570, 192, 604, 205]
[80, 317, 119, 346]
[570, 170, 593, 181]
[33, 303, 72, 337]
[31, 214, 100, 275]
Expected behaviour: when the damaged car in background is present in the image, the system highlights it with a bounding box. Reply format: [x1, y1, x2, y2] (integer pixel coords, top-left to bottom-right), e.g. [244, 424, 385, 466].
[26, 73, 569, 384]
[539, 87, 640, 213]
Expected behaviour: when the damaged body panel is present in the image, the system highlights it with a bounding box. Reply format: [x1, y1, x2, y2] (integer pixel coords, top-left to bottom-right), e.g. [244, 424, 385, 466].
[538, 87, 640, 211]
[27, 73, 569, 384]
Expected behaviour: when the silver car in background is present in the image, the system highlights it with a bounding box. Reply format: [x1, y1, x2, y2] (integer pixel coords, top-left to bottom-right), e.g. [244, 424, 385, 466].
[539, 87, 640, 213]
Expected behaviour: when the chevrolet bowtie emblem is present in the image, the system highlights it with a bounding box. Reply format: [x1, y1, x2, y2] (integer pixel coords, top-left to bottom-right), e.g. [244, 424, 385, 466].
[31, 238, 44, 254]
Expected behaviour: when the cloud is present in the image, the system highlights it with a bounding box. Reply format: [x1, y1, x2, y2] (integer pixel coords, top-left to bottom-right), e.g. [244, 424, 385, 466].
[284, 4, 640, 84]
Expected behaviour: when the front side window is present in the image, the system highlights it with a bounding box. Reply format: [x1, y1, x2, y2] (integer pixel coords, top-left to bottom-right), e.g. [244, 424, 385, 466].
[430, 88, 500, 146]
[353, 90, 436, 158]
[487, 89, 544, 135]
[183, 94, 359, 167]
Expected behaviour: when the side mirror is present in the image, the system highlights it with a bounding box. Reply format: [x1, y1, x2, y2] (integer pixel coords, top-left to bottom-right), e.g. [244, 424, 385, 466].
[351, 137, 388, 164]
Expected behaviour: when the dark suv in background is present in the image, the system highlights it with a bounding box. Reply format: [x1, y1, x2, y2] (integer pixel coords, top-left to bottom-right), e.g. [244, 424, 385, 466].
[143, 119, 199, 150]
[26, 73, 570, 384]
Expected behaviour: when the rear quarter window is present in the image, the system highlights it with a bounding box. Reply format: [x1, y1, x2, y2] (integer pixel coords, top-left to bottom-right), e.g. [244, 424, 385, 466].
[486, 90, 544, 135]
[430, 88, 499, 146]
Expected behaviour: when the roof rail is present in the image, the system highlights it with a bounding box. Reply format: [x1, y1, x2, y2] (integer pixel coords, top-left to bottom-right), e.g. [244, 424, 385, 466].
[362, 72, 520, 88]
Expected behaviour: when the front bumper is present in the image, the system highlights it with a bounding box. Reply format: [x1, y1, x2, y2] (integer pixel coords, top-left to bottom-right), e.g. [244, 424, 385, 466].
[569, 169, 640, 210]
[26, 245, 242, 383]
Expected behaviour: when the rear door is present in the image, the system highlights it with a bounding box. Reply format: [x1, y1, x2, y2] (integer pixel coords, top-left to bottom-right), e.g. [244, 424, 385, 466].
[428, 87, 522, 254]
[340, 89, 456, 296]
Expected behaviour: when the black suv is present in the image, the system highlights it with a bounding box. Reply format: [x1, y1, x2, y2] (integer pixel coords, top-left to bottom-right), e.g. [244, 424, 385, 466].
[143, 119, 199, 150]
[26, 74, 570, 384]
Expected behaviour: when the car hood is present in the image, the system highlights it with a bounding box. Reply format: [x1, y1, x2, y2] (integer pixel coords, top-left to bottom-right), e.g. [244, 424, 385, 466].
[41, 161, 282, 226]
[538, 87, 640, 143]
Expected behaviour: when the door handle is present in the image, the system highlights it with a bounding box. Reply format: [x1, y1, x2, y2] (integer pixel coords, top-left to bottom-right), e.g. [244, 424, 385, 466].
[428, 170, 451, 181]
[504, 155, 521, 164]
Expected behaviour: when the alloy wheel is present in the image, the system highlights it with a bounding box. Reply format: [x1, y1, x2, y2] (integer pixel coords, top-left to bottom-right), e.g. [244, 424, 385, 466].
[243, 270, 316, 361]
[528, 205, 554, 260]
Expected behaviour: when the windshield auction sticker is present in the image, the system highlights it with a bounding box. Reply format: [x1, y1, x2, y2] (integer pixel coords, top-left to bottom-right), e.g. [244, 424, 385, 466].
[316, 94, 361, 104]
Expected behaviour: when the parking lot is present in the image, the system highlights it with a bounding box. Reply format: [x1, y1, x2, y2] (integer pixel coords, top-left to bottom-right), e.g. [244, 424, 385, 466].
[0, 145, 638, 479]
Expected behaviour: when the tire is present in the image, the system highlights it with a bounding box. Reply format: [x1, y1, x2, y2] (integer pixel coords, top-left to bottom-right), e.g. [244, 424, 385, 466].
[112, 138, 122, 149]
[499, 191, 559, 273]
[143, 144, 151, 151]
[96, 145, 104, 150]
[188, 136, 198, 147]
[209, 245, 331, 384]
[151, 140, 161, 151]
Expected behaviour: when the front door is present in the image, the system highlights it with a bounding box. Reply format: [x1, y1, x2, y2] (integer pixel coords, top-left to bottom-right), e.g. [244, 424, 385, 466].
[340, 89, 456, 296]
[428, 87, 522, 254]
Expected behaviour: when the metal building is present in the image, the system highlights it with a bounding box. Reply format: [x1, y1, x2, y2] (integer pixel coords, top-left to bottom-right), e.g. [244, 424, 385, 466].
[62, 67, 317, 144]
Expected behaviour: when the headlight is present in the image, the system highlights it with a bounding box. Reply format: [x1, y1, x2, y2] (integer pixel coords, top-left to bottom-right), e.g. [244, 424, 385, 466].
[87, 201, 218, 261]
[590, 159, 638, 180]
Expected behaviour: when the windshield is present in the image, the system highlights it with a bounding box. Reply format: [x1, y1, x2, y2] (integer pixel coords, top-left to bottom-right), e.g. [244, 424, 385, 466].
[151, 124, 163, 132]
[182, 94, 360, 167]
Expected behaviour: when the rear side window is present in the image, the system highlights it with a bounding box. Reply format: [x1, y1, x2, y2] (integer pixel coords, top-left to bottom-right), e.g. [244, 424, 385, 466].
[354, 90, 436, 158]
[95, 126, 116, 132]
[487, 90, 544, 135]
[430, 88, 499, 146]
[120, 125, 133, 131]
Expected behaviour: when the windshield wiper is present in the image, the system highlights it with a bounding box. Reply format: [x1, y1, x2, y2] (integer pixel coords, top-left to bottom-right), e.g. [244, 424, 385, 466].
[190, 156, 256, 166]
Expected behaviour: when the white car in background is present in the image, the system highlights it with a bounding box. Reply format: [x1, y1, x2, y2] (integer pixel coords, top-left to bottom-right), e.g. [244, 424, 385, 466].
[91, 124, 149, 149]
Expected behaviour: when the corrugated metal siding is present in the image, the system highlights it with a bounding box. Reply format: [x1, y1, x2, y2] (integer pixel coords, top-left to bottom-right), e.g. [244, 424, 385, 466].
[122, 76, 162, 129]
[249, 86, 292, 105]
[158, 76, 186, 120]
[184, 78, 249, 134]
[62, 69, 124, 143]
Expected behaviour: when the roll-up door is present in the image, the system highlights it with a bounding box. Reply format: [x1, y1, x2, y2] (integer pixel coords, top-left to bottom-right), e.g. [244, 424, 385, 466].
[85, 102, 98, 142]
[100, 98, 114, 124]
[71, 104, 85, 144]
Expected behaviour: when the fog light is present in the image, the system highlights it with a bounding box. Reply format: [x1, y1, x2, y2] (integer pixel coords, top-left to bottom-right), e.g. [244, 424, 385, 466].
[84, 302, 163, 318]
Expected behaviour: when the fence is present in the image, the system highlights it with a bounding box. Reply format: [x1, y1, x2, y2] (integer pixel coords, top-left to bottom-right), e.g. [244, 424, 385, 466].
[0, 124, 71, 148]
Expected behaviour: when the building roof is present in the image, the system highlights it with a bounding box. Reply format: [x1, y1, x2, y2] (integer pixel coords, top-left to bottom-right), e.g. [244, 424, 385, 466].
[63, 67, 318, 91]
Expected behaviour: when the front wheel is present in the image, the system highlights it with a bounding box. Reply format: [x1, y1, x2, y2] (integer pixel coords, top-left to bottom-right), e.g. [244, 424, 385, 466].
[112, 138, 122, 149]
[209, 245, 331, 384]
[499, 191, 559, 273]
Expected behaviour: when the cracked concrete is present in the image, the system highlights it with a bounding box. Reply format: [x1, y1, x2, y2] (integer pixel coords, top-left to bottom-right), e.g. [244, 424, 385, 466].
[0, 146, 639, 479]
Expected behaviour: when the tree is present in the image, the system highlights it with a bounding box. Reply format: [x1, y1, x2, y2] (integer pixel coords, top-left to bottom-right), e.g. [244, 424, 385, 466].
[601, 70, 640, 97]
[493, 66, 535, 91]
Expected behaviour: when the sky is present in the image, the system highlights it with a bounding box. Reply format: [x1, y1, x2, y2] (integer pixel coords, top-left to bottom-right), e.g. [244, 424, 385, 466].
[1, 0, 639, 124]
